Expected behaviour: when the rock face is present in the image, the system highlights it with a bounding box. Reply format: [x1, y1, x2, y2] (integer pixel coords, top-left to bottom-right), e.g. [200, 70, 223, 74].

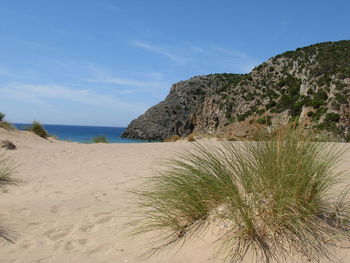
[122, 40, 350, 141]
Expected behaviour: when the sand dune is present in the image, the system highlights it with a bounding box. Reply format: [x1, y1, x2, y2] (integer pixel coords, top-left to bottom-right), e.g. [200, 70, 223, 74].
[0, 128, 350, 263]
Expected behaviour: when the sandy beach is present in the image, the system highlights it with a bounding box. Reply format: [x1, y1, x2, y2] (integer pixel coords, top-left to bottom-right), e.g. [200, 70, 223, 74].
[0, 129, 220, 263]
[1, 128, 350, 263]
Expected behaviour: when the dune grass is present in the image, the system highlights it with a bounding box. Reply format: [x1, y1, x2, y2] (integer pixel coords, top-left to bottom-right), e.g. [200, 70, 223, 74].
[186, 133, 196, 142]
[0, 153, 15, 189]
[130, 126, 350, 262]
[0, 153, 16, 242]
[163, 135, 181, 142]
[92, 135, 108, 143]
[25, 121, 49, 139]
[0, 121, 16, 131]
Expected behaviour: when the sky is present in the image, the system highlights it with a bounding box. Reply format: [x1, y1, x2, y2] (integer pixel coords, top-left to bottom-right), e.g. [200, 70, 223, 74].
[0, 0, 349, 127]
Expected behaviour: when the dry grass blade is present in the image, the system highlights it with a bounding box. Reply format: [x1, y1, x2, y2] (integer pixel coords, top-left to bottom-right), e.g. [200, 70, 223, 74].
[0, 226, 17, 243]
[0, 152, 17, 243]
[0, 153, 16, 189]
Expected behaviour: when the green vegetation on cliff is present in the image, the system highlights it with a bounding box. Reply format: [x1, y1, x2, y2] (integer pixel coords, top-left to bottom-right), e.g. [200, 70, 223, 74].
[122, 40, 350, 141]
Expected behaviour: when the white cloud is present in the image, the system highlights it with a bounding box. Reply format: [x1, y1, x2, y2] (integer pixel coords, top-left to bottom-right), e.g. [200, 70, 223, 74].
[129, 41, 260, 73]
[0, 83, 148, 114]
[212, 46, 261, 72]
[129, 41, 187, 63]
[85, 76, 164, 89]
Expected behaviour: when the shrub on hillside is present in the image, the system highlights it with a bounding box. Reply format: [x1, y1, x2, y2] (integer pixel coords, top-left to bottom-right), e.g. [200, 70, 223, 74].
[256, 116, 272, 125]
[130, 126, 350, 263]
[324, 112, 341, 122]
[0, 113, 5, 122]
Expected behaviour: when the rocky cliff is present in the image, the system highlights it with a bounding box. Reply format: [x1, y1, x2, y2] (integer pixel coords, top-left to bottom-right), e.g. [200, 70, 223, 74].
[121, 40, 350, 141]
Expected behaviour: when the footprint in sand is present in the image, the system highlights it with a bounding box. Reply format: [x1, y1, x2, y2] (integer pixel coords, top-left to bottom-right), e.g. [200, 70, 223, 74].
[49, 205, 71, 216]
[95, 216, 114, 224]
[28, 256, 51, 263]
[43, 224, 74, 241]
[20, 240, 36, 250]
[92, 210, 117, 225]
[63, 238, 95, 252]
[93, 193, 108, 202]
[19, 208, 31, 217]
[26, 221, 42, 229]
[93, 210, 115, 218]
[78, 224, 100, 234]
[88, 243, 114, 256]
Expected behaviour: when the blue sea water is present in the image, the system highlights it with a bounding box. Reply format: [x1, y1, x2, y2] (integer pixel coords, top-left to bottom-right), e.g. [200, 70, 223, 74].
[13, 123, 147, 143]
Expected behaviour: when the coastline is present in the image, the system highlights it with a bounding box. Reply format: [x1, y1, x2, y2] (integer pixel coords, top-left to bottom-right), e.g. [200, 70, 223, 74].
[12, 123, 148, 144]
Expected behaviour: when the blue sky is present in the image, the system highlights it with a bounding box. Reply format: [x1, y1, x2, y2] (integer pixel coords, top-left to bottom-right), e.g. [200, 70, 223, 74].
[0, 0, 349, 126]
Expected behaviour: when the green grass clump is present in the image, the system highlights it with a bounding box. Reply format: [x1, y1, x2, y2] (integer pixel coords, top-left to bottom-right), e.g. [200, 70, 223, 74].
[163, 135, 181, 142]
[0, 153, 15, 190]
[92, 136, 108, 143]
[130, 126, 350, 262]
[0, 153, 17, 243]
[186, 133, 196, 142]
[0, 113, 16, 131]
[0, 121, 16, 131]
[26, 121, 48, 139]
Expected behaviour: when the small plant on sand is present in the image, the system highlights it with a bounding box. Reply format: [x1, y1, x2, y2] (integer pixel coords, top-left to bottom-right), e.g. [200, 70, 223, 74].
[92, 136, 108, 143]
[26, 121, 48, 139]
[186, 133, 196, 142]
[0, 113, 16, 131]
[163, 135, 181, 142]
[0, 152, 17, 243]
[130, 126, 350, 263]
[0, 153, 15, 190]
[0, 121, 16, 131]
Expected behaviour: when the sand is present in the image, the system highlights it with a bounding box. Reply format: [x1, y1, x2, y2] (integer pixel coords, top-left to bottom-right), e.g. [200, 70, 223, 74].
[0, 128, 350, 263]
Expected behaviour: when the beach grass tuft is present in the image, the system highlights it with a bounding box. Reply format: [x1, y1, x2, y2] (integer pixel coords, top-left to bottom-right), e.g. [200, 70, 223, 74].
[186, 133, 196, 142]
[0, 152, 17, 242]
[0, 112, 5, 122]
[92, 135, 108, 143]
[163, 135, 181, 142]
[0, 153, 15, 189]
[0, 113, 16, 131]
[26, 121, 49, 139]
[0, 121, 16, 131]
[130, 126, 350, 262]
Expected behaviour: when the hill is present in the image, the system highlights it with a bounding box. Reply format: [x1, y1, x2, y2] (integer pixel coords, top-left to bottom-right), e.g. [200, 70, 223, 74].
[122, 40, 350, 141]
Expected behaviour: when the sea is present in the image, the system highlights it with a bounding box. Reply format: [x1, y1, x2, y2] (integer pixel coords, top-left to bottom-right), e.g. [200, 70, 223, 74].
[13, 123, 147, 143]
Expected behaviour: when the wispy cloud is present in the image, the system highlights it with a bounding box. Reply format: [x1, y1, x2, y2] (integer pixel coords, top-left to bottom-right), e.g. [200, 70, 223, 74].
[85, 76, 164, 89]
[129, 40, 260, 73]
[130, 41, 188, 63]
[0, 83, 148, 113]
[211, 46, 261, 72]
[213, 47, 252, 60]
[80, 63, 171, 97]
